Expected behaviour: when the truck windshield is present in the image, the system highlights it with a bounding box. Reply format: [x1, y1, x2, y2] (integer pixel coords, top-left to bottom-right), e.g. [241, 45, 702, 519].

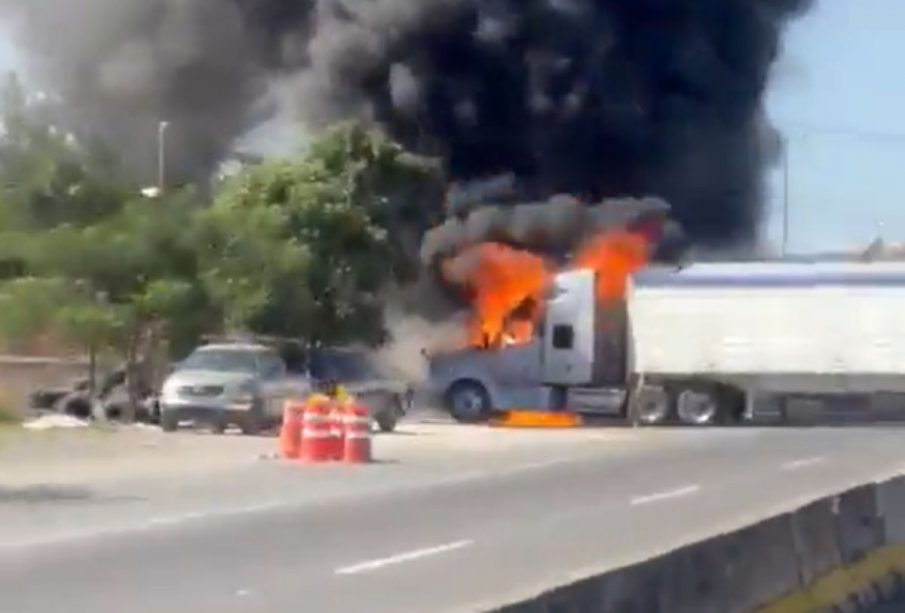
[180, 349, 263, 374]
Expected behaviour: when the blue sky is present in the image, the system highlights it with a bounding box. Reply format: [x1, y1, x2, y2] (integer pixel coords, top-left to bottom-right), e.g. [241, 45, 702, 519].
[1, 2, 903, 255]
[765, 0, 905, 254]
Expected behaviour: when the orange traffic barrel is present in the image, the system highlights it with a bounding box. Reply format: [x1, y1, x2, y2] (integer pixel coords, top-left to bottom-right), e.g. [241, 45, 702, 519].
[342, 403, 372, 464]
[327, 402, 345, 461]
[278, 400, 305, 460]
[300, 400, 332, 463]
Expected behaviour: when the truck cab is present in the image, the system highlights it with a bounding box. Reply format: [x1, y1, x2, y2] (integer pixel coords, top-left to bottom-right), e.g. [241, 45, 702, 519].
[428, 269, 629, 421]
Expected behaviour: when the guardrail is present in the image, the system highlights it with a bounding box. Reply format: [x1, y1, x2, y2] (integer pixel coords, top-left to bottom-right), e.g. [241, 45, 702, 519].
[489, 476, 905, 613]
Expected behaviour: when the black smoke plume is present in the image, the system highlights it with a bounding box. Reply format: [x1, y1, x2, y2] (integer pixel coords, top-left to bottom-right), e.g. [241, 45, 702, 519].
[2, 0, 811, 244]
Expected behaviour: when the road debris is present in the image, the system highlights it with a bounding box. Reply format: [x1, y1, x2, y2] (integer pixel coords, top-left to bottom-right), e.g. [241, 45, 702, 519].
[22, 414, 90, 431]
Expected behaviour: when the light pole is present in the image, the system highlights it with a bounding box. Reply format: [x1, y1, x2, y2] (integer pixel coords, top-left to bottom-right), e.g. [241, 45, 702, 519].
[157, 120, 169, 194]
[781, 134, 790, 258]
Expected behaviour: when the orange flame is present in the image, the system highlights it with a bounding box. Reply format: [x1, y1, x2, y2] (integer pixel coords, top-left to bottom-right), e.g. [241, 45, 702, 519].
[445, 229, 652, 350]
[571, 229, 651, 305]
[444, 242, 551, 349]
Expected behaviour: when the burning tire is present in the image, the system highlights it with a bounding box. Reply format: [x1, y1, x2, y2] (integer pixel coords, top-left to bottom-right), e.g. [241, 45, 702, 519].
[446, 381, 492, 423]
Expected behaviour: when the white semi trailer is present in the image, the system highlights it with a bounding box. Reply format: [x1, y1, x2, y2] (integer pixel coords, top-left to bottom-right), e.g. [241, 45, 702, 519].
[427, 261, 905, 425]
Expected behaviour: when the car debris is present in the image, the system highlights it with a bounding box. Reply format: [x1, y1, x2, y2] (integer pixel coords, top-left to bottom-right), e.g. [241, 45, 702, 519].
[22, 414, 90, 430]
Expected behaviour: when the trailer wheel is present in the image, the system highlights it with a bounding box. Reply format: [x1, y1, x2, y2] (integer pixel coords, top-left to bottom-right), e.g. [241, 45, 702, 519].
[632, 385, 671, 425]
[446, 381, 492, 423]
[676, 388, 719, 426]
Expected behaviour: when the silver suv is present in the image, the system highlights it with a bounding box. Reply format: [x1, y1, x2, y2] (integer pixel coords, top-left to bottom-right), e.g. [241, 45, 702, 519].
[159, 343, 310, 434]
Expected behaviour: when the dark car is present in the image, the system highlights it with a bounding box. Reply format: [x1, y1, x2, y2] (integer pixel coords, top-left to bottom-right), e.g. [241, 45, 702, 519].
[307, 347, 412, 432]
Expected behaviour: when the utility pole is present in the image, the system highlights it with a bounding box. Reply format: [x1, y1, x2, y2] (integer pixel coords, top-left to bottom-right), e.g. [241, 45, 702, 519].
[157, 120, 169, 194]
[781, 134, 790, 258]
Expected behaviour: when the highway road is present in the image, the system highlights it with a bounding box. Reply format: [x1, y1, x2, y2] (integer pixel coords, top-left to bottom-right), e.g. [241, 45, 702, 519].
[4, 425, 905, 613]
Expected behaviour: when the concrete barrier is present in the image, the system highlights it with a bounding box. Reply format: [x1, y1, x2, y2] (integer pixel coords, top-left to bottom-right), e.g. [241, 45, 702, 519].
[877, 476, 905, 545]
[487, 475, 905, 613]
[791, 497, 842, 585]
[835, 484, 884, 565]
[724, 514, 802, 612]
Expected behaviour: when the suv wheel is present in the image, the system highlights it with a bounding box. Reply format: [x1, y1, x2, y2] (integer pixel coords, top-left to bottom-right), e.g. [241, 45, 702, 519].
[240, 402, 264, 436]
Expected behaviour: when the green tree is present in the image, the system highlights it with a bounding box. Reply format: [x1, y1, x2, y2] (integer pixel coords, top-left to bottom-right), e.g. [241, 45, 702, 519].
[304, 122, 445, 283]
[0, 188, 209, 419]
[202, 122, 443, 345]
[0, 73, 128, 233]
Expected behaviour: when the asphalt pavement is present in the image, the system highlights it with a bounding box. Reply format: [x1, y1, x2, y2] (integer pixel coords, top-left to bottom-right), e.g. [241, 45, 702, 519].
[4, 425, 905, 613]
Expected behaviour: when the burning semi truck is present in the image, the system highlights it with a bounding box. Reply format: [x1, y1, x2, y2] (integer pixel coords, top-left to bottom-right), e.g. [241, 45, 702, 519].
[427, 255, 905, 427]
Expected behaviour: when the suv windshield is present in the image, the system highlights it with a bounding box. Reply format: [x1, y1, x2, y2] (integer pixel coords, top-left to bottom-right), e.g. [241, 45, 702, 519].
[180, 348, 267, 374]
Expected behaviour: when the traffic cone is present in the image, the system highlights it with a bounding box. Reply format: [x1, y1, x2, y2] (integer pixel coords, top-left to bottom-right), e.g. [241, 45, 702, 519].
[278, 400, 305, 460]
[342, 402, 372, 464]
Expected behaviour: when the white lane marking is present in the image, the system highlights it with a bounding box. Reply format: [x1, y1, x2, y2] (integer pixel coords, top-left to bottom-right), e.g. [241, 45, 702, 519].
[147, 511, 210, 526]
[630, 485, 700, 507]
[782, 456, 827, 471]
[334, 539, 473, 576]
[504, 458, 577, 474]
[146, 501, 291, 527]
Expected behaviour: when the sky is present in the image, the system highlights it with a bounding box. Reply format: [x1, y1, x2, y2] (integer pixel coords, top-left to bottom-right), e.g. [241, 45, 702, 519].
[764, 0, 905, 254]
[0, 1, 903, 256]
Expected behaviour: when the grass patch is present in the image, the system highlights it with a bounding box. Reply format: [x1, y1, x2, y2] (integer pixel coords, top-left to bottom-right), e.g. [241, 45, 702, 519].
[0, 392, 21, 426]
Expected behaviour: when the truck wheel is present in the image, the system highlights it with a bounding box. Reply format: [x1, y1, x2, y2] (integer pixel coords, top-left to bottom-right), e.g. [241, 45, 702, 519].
[160, 409, 179, 432]
[676, 388, 719, 426]
[632, 385, 671, 425]
[446, 381, 492, 423]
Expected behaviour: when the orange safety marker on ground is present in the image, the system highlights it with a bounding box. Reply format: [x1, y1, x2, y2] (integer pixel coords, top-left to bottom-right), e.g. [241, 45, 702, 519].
[300, 401, 332, 463]
[490, 410, 583, 428]
[342, 403, 372, 464]
[278, 400, 306, 460]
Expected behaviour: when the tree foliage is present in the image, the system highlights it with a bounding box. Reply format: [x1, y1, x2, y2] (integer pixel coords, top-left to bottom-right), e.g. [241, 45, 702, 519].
[200, 122, 443, 345]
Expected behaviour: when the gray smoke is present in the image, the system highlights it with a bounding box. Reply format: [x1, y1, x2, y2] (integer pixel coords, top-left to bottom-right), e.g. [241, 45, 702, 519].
[0, 0, 278, 183]
[2, 0, 812, 245]
[421, 193, 673, 264]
